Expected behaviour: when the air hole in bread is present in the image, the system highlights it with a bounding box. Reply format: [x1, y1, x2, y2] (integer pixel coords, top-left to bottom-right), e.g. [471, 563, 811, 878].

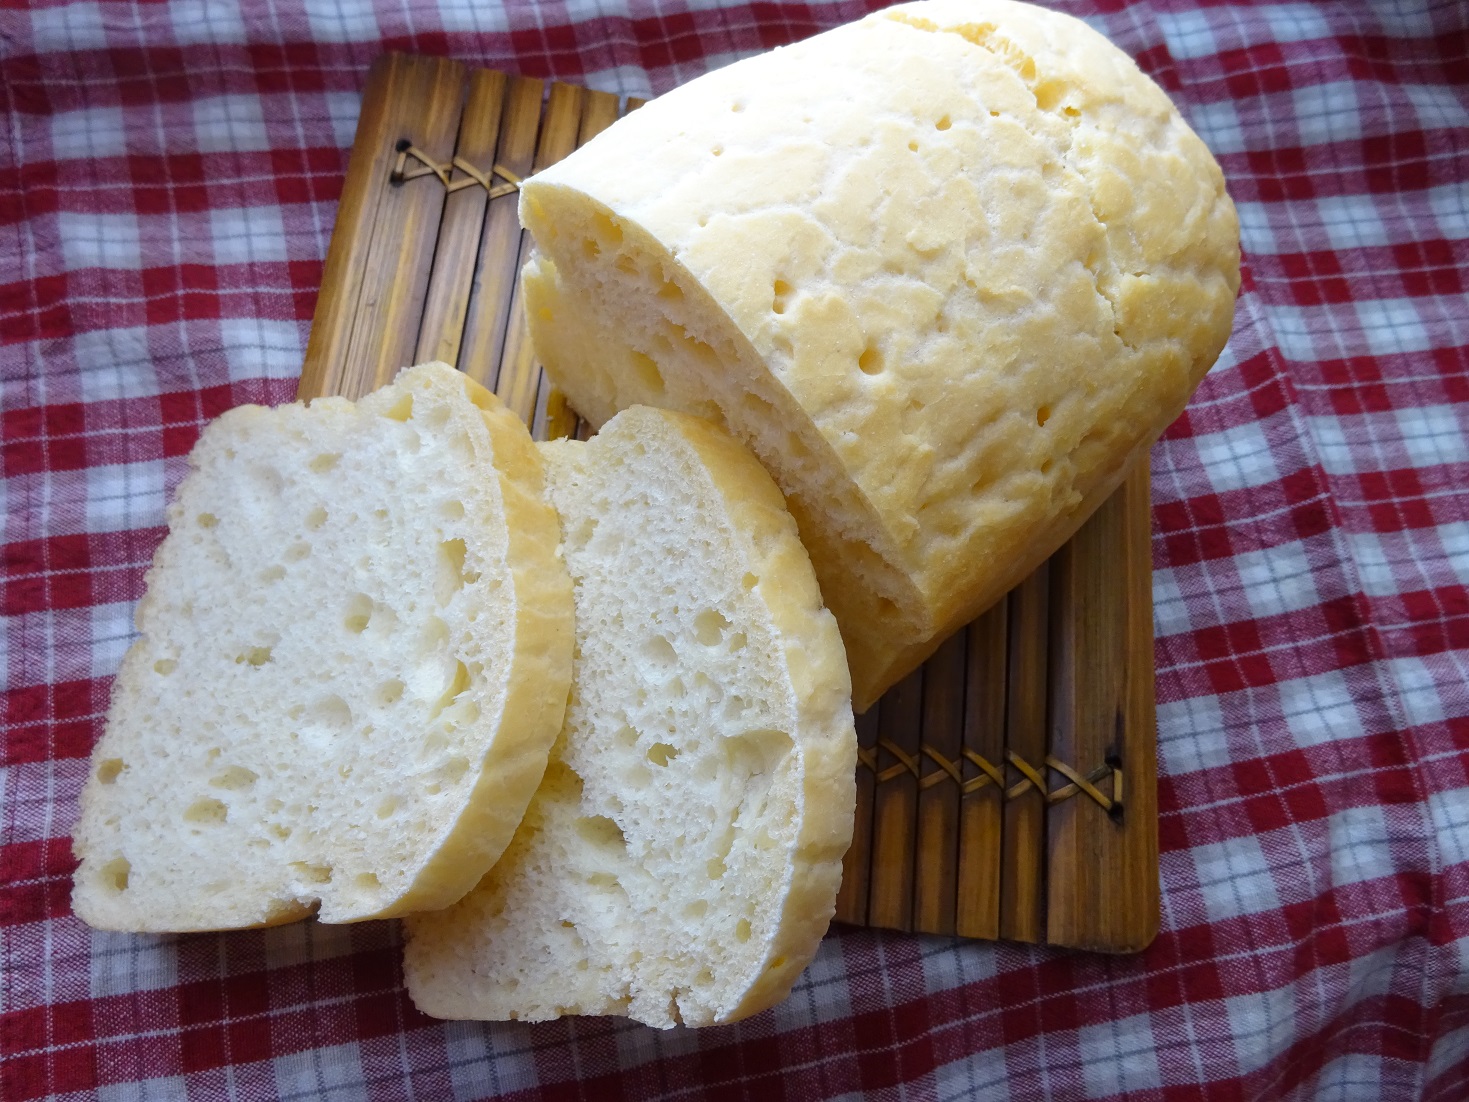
[741, 573, 759, 591]
[657, 278, 683, 301]
[588, 872, 621, 891]
[908, 139, 920, 152]
[936, 114, 952, 131]
[422, 402, 451, 431]
[730, 99, 745, 113]
[582, 238, 600, 260]
[647, 742, 679, 767]
[314, 695, 352, 731]
[591, 210, 623, 247]
[440, 499, 465, 521]
[614, 725, 640, 749]
[419, 615, 449, 657]
[309, 453, 341, 474]
[575, 815, 627, 851]
[725, 728, 793, 779]
[684, 899, 708, 919]
[643, 636, 677, 666]
[858, 343, 883, 375]
[694, 609, 730, 646]
[542, 760, 584, 800]
[356, 872, 381, 891]
[291, 861, 332, 885]
[197, 513, 219, 529]
[1036, 405, 1052, 426]
[183, 797, 228, 825]
[772, 279, 791, 315]
[767, 956, 787, 972]
[153, 658, 177, 676]
[710, 144, 723, 157]
[1040, 459, 1054, 476]
[344, 592, 374, 634]
[421, 730, 449, 761]
[734, 918, 752, 944]
[209, 765, 258, 791]
[236, 646, 273, 667]
[435, 539, 477, 605]
[304, 505, 328, 530]
[705, 854, 727, 879]
[97, 758, 125, 784]
[100, 857, 131, 892]
[382, 393, 414, 421]
[615, 253, 639, 276]
[427, 661, 471, 721]
[696, 968, 714, 987]
[376, 679, 405, 706]
[742, 391, 777, 423]
[260, 565, 286, 584]
[284, 541, 310, 563]
[376, 796, 399, 819]
[727, 632, 747, 652]
[627, 351, 665, 395]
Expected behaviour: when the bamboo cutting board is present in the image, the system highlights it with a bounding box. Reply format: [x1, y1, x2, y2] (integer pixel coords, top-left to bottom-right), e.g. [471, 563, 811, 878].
[300, 53, 1160, 954]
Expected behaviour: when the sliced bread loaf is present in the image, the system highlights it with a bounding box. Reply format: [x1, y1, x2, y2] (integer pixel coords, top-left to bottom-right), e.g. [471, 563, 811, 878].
[403, 407, 856, 1028]
[519, 0, 1240, 710]
[71, 363, 575, 931]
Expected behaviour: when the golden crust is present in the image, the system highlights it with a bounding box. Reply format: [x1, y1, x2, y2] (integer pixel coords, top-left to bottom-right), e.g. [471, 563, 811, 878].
[522, 0, 1240, 709]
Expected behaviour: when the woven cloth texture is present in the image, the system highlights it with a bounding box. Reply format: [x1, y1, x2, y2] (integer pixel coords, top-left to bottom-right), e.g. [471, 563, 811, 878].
[3, 0, 1468, 1098]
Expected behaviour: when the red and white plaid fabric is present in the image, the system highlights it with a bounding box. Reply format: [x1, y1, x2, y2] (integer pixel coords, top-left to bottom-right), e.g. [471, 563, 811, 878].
[4, 0, 1468, 1097]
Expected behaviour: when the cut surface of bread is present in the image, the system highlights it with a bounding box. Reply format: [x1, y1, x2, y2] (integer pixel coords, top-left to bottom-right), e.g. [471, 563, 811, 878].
[71, 363, 575, 931]
[403, 407, 856, 1028]
[520, 0, 1241, 710]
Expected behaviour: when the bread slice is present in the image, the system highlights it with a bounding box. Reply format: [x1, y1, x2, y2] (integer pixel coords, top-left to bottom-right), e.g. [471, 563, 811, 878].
[403, 407, 855, 1028]
[71, 363, 575, 931]
[519, 0, 1240, 710]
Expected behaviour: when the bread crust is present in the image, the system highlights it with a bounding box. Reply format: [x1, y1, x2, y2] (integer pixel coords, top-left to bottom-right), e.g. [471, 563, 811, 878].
[521, 0, 1240, 709]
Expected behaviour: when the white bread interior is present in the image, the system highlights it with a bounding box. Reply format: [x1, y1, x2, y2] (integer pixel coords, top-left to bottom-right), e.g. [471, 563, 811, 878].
[71, 363, 574, 931]
[403, 406, 856, 1028]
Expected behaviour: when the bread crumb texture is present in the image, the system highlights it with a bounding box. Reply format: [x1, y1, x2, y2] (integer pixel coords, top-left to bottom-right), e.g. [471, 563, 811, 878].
[520, 0, 1241, 709]
[71, 363, 574, 931]
[404, 407, 856, 1028]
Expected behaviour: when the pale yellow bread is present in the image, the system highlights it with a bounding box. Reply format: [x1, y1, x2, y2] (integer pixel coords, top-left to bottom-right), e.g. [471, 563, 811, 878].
[403, 407, 856, 1028]
[71, 363, 575, 931]
[520, 0, 1241, 710]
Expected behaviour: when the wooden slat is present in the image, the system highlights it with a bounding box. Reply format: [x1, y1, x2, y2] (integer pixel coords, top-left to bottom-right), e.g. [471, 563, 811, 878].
[496, 82, 585, 425]
[415, 69, 508, 368]
[867, 667, 923, 931]
[1000, 565, 1049, 943]
[301, 54, 466, 401]
[914, 631, 965, 934]
[456, 75, 545, 393]
[1043, 463, 1158, 950]
[835, 707, 880, 926]
[956, 598, 1007, 940]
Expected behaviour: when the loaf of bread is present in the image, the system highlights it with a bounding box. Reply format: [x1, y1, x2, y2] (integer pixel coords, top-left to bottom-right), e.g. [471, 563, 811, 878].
[403, 407, 855, 1028]
[520, 0, 1241, 710]
[71, 363, 575, 931]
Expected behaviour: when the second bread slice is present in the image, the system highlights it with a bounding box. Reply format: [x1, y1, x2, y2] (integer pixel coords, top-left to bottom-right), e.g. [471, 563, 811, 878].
[404, 407, 856, 1028]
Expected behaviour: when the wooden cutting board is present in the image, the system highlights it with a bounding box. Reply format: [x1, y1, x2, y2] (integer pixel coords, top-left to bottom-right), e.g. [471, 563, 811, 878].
[299, 53, 1160, 954]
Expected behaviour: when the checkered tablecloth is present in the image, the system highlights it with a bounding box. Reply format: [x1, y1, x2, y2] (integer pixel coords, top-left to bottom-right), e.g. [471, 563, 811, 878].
[4, 0, 1468, 1098]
